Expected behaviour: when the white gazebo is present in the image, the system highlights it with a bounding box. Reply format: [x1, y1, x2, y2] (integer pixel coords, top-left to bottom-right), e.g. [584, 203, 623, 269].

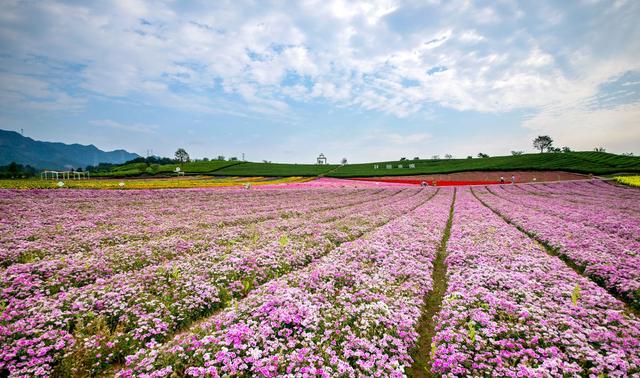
[317, 153, 327, 165]
[41, 170, 90, 180]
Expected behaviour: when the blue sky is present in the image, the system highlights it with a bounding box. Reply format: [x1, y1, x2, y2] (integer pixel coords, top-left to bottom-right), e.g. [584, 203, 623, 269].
[0, 0, 639, 163]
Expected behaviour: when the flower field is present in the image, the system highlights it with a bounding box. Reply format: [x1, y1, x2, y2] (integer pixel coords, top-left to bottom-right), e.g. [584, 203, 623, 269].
[616, 176, 640, 188]
[0, 176, 311, 190]
[0, 180, 638, 377]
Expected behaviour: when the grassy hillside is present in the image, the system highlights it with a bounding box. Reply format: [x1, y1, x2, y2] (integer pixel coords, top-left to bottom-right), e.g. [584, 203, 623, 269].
[93, 151, 640, 178]
[92, 160, 242, 177]
[327, 152, 640, 177]
[213, 162, 338, 176]
[93, 160, 337, 177]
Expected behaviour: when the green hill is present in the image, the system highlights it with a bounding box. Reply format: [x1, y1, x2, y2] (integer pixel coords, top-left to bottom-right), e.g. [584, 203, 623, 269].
[92, 160, 243, 177]
[94, 151, 640, 178]
[213, 162, 338, 176]
[327, 152, 640, 177]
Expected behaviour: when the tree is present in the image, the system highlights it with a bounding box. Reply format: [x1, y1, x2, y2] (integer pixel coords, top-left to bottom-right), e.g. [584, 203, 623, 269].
[432, 155, 440, 160]
[622, 152, 634, 156]
[413, 156, 420, 160]
[202, 157, 209, 161]
[0, 162, 36, 178]
[444, 154, 453, 159]
[341, 158, 348, 164]
[477, 153, 489, 158]
[561, 146, 571, 153]
[467, 155, 473, 159]
[548, 147, 561, 153]
[594, 147, 606, 152]
[7, 162, 18, 176]
[217, 155, 225, 161]
[400, 157, 407, 161]
[174, 148, 190, 164]
[229, 156, 238, 161]
[511, 150, 523, 156]
[533, 135, 553, 153]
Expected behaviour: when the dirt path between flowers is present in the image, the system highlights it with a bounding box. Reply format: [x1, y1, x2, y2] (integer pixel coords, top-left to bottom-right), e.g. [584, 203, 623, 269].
[100, 189, 441, 378]
[407, 189, 456, 377]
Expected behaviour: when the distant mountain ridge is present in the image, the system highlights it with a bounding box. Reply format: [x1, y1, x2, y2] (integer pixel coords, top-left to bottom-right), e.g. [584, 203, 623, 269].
[0, 129, 140, 170]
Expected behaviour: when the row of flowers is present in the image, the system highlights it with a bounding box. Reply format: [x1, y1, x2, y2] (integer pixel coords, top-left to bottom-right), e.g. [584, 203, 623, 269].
[1, 188, 398, 301]
[1, 187, 388, 265]
[0, 176, 309, 190]
[615, 175, 640, 188]
[531, 180, 640, 213]
[495, 183, 640, 241]
[526, 181, 640, 222]
[0, 188, 433, 376]
[473, 185, 640, 311]
[116, 189, 454, 377]
[431, 188, 640, 377]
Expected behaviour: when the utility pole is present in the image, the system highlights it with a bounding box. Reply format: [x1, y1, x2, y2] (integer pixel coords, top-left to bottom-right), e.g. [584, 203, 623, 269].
[242, 152, 245, 161]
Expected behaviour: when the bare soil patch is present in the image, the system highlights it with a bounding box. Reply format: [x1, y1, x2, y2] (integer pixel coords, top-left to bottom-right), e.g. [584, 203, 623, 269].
[377, 170, 588, 183]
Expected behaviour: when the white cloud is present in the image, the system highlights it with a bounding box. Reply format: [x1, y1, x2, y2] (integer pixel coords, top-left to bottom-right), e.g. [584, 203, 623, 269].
[458, 30, 485, 44]
[365, 130, 431, 144]
[90, 119, 158, 133]
[0, 0, 638, 128]
[523, 49, 554, 67]
[473, 7, 500, 24]
[522, 102, 640, 153]
[0, 72, 85, 111]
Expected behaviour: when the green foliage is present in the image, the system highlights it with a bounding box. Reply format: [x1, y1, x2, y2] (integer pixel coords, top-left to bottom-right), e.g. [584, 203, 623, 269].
[571, 283, 581, 306]
[242, 278, 254, 295]
[93, 160, 243, 177]
[467, 320, 476, 343]
[278, 235, 290, 247]
[213, 162, 337, 177]
[533, 135, 554, 152]
[174, 148, 190, 163]
[0, 162, 37, 178]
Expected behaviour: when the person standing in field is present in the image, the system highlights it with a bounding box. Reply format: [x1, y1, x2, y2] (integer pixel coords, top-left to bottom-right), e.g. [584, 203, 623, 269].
[500, 176, 505, 184]
[511, 175, 515, 184]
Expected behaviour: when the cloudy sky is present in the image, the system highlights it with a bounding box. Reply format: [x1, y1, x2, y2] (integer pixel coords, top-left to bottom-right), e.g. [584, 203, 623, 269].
[1, 0, 639, 163]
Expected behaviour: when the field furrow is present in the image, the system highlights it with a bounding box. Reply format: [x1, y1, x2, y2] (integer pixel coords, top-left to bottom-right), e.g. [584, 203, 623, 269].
[1, 179, 638, 378]
[492, 184, 640, 241]
[473, 186, 640, 310]
[1, 188, 399, 301]
[116, 189, 454, 377]
[0, 188, 383, 266]
[430, 188, 640, 377]
[0, 188, 434, 376]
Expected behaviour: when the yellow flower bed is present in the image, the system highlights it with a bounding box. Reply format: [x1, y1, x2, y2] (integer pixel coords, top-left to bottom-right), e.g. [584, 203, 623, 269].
[615, 175, 640, 187]
[0, 176, 310, 190]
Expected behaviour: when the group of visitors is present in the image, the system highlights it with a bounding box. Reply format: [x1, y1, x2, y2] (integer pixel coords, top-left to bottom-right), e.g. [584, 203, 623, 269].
[500, 175, 516, 184]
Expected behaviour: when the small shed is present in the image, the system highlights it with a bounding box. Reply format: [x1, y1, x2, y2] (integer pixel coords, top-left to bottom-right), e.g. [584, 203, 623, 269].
[317, 153, 327, 165]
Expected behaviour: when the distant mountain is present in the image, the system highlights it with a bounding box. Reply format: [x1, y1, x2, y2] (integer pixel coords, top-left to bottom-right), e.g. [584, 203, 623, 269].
[0, 129, 140, 170]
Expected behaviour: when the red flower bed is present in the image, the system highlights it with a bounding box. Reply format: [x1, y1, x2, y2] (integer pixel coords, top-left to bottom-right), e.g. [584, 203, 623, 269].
[349, 178, 503, 186]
